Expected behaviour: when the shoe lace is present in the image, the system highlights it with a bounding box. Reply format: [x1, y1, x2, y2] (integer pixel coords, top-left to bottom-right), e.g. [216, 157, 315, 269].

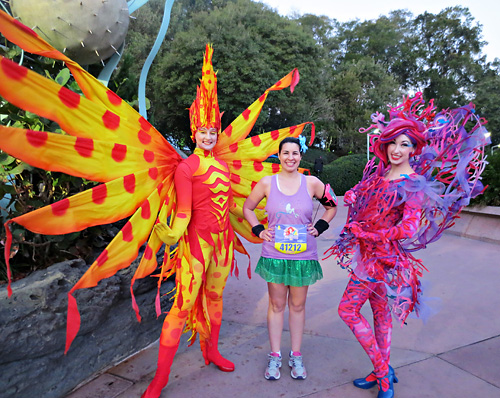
[268, 355, 281, 369]
[290, 355, 304, 370]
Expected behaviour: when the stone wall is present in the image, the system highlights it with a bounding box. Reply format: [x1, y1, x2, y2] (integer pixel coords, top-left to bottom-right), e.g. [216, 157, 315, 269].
[0, 258, 174, 398]
[446, 205, 500, 244]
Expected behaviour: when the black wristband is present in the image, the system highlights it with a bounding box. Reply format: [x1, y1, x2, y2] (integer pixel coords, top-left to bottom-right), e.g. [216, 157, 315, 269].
[251, 224, 265, 237]
[314, 219, 329, 236]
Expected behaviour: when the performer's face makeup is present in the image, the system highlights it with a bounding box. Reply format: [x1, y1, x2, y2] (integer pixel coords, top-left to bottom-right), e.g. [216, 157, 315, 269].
[387, 133, 413, 166]
[195, 127, 218, 151]
[278, 142, 302, 172]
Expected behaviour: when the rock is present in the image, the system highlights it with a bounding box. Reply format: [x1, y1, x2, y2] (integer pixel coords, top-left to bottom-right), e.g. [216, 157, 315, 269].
[0, 256, 174, 398]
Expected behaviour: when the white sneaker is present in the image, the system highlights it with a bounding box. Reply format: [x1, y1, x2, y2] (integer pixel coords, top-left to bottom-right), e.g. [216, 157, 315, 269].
[289, 351, 307, 380]
[265, 353, 282, 380]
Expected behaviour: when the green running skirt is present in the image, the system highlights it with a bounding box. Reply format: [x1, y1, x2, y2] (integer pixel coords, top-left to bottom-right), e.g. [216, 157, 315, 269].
[255, 257, 323, 287]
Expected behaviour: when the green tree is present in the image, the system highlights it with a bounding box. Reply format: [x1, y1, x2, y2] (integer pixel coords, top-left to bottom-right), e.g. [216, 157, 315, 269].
[120, 0, 324, 148]
[410, 7, 486, 108]
[326, 58, 401, 154]
[473, 60, 500, 146]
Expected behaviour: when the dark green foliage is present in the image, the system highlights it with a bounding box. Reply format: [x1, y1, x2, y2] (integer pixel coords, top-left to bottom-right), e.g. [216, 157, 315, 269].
[302, 148, 337, 165]
[119, 0, 327, 149]
[473, 62, 500, 147]
[320, 154, 367, 196]
[470, 150, 500, 207]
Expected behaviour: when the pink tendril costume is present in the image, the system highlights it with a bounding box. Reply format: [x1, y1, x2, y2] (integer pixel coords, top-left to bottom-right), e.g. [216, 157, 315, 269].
[325, 93, 490, 378]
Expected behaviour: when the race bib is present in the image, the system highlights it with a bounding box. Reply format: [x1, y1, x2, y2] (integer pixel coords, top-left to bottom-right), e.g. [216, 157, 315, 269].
[275, 224, 307, 254]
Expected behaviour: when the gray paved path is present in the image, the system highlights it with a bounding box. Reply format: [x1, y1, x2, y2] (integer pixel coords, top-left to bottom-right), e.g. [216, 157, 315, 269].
[68, 201, 500, 398]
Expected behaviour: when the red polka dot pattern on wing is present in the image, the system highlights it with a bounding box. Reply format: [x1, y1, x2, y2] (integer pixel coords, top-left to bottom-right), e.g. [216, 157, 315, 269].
[92, 184, 107, 205]
[251, 135, 262, 147]
[121, 221, 133, 242]
[74, 137, 94, 157]
[242, 109, 251, 120]
[58, 87, 80, 109]
[143, 150, 155, 163]
[96, 250, 109, 267]
[144, 245, 153, 260]
[272, 163, 280, 173]
[225, 125, 233, 137]
[141, 200, 151, 219]
[229, 143, 238, 153]
[139, 117, 151, 131]
[232, 160, 242, 170]
[51, 198, 70, 216]
[148, 167, 158, 180]
[253, 161, 263, 172]
[112, 143, 127, 162]
[102, 110, 120, 130]
[231, 174, 241, 184]
[123, 174, 136, 193]
[138, 129, 152, 145]
[271, 130, 280, 140]
[26, 130, 48, 148]
[106, 90, 122, 106]
[1, 57, 28, 80]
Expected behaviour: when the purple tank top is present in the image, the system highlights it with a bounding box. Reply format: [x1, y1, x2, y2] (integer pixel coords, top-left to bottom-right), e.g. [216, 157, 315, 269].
[261, 174, 318, 261]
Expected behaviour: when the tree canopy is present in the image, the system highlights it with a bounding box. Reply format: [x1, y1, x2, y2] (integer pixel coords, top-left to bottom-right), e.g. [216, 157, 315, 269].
[100, 0, 500, 150]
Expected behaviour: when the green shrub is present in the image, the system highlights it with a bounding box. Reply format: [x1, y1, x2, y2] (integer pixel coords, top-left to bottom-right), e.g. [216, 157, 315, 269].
[302, 147, 337, 165]
[470, 150, 500, 207]
[320, 154, 367, 195]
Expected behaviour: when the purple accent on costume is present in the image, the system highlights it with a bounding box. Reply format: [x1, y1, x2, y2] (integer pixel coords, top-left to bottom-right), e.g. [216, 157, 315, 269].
[261, 175, 317, 261]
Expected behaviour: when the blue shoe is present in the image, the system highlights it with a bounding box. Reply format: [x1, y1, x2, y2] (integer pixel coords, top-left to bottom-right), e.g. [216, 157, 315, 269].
[353, 371, 377, 389]
[377, 370, 396, 398]
[353, 365, 398, 389]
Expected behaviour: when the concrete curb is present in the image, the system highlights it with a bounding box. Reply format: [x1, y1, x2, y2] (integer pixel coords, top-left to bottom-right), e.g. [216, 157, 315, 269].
[446, 205, 500, 244]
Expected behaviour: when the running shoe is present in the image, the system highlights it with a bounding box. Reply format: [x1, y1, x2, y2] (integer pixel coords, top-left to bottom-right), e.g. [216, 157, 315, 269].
[265, 353, 282, 380]
[288, 351, 307, 380]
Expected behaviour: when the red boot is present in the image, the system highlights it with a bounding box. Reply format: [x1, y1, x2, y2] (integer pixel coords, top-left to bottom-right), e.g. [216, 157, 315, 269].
[141, 342, 180, 398]
[201, 323, 235, 372]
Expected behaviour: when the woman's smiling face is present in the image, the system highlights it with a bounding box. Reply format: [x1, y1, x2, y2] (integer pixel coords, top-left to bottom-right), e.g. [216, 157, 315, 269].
[194, 127, 218, 151]
[278, 142, 302, 172]
[387, 133, 414, 166]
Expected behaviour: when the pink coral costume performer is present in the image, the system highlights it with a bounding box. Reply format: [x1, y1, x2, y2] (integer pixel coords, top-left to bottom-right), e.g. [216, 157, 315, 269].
[325, 93, 490, 398]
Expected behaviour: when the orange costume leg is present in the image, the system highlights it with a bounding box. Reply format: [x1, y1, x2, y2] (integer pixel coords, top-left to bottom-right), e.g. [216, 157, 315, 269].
[141, 295, 196, 398]
[142, 231, 234, 397]
[200, 231, 234, 371]
[142, 241, 204, 398]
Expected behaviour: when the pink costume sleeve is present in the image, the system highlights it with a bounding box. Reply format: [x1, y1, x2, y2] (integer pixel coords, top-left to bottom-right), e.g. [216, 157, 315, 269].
[380, 194, 422, 241]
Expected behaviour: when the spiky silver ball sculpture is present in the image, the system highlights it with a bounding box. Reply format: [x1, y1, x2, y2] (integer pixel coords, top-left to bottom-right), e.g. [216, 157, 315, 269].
[11, 0, 130, 65]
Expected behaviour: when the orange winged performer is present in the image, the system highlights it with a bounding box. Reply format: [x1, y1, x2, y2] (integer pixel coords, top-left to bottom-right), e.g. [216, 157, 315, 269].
[0, 10, 314, 398]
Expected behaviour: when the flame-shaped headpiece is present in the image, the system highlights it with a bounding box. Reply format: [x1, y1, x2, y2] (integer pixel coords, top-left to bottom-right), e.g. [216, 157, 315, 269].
[189, 44, 221, 141]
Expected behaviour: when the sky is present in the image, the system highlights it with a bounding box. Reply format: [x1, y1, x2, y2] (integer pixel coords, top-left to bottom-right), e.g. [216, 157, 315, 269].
[259, 0, 500, 63]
